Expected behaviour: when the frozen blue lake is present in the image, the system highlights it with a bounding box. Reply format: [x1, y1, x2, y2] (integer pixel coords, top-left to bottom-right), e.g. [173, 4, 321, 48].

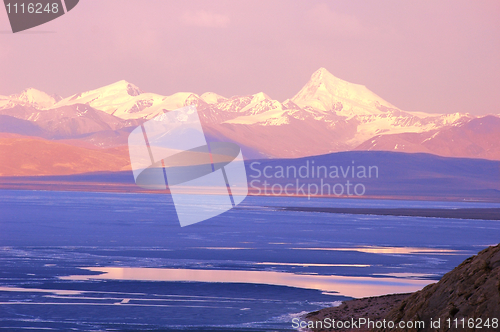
[0, 190, 499, 331]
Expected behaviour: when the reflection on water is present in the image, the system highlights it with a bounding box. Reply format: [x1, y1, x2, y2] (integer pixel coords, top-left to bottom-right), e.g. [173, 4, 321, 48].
[371, 272, 439, 278]
[195, 247, 252, 250]
[255, 262, 370, 267]
[293, 246, 466, 255]
[61, 267, 432, 298]
[0, 287, 83, 295]
[170, 245, 466, 255]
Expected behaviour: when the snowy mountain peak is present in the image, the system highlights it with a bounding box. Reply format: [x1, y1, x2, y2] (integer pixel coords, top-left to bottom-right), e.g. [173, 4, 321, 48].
[311, 67, 343, 83]
[292, 67, 400, 116]
[200, 92, 227, 104]
[252, 92, 271, 101]
[97, 80, 143, 97]
[8, 88, 60, 109]
[52, 80, 148, 115]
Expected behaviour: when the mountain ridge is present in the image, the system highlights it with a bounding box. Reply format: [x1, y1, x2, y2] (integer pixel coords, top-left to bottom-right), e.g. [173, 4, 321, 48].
[1, 68, 498, 161]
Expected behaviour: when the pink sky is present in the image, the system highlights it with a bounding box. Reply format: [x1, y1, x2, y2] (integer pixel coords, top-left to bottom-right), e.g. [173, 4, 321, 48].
[0, 0, 499, 115]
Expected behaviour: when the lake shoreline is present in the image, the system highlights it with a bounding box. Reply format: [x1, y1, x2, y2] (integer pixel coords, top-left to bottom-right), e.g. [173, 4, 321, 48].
[1, 179, 499, 204]
[270, 206, 500, 220]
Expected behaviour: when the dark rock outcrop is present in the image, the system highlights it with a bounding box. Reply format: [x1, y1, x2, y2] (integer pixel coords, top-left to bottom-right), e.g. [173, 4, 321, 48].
[306, 244, 500, 332]
[381, 244, 500, 331]
[306, 293, 411, 332]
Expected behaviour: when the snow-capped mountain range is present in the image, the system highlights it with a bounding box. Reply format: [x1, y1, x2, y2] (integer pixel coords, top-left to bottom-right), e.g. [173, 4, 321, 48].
[0, 88, 61, 110]
[1, 68, 498, 160]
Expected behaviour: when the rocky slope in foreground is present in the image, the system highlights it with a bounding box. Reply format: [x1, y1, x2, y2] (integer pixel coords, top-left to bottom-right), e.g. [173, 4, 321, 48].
[306, 244, 500, 331]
